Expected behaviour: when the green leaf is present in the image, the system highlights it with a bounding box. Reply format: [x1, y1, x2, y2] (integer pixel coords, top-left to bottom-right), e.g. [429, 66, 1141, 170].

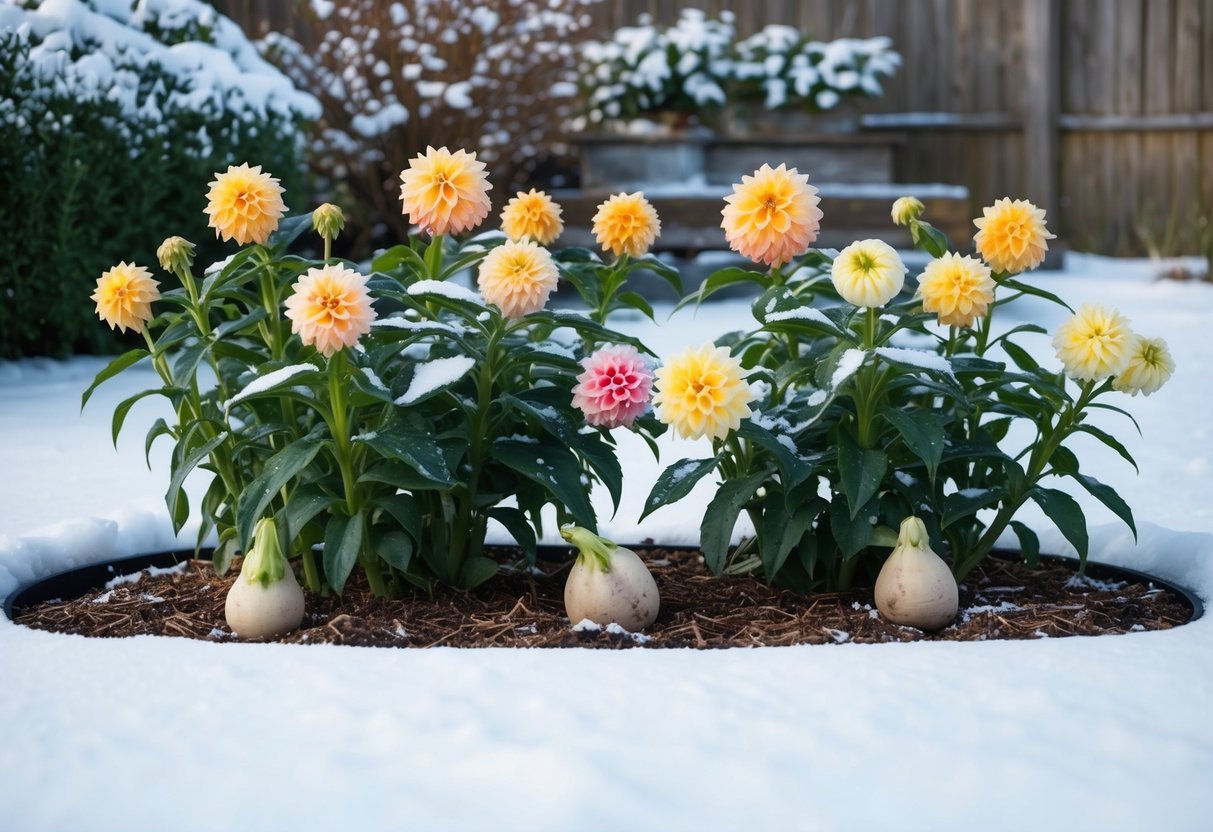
[212, 532, 239, 576]
[375, 493, 424, 542]
[81, 349, 149, 410]
[882, 408, 945, 481]
[738, 420, 812, 488]
[391, 356, 477, 407]
[487, 506, 538, 564]
[836, 431, 888, 519]
[1072, 473, 1136, 540]
[459, 556, 499, 589]
[373, 243, 426, 275]
[355, 419, 455, 486]
[700, 470, 768, 575]
[617, 290, 656, 320]
[113, 388, 177, 447]
[165, 430, 229, 533]
[941, 488, 1006, 530]
[1000, 340, 1039, 372]
[910, 220, 950, 258]
[236, 427, 326, 549]
[284, 484, 337, 541]
[641, 456, 720, 520]
[374, 531, 414, 573]
[323, 511, 363, 594]
[213, 307, 269, 339]
[1075, 425, 1139, 473]
[680, 266, 765, 309]
[359, 460, 451, 492]
[171, 338, 210, 387]
[493, 438, 596, 530]
[226, 363, 324, 410]
[758, 491, 818, 580]
[1030, 486, 1089, 564]
[1000, 277, 1074, 312]
[143, 417, 172, 468]
[1010, 520, 1041, 567]
[828, 493, 878, 558]
[267, 214, 314, 249]
[1048, 445, 1080, 476]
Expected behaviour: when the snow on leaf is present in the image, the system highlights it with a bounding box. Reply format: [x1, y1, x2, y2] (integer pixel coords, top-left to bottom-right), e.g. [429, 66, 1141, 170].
[394, 356, 476, 406]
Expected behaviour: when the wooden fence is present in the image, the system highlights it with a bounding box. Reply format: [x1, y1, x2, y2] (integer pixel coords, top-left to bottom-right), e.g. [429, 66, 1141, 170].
[589, 0, 1213, 254]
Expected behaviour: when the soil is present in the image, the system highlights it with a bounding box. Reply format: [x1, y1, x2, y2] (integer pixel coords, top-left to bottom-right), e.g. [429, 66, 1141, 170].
[11, 547, 1194, 648]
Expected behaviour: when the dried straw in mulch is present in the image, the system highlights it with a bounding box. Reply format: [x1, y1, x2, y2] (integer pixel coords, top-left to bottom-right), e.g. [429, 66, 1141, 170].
[13, 547, 1192, 649]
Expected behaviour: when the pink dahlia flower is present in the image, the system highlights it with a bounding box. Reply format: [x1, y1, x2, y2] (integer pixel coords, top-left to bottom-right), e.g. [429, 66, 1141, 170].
[572, 345, 653, 428]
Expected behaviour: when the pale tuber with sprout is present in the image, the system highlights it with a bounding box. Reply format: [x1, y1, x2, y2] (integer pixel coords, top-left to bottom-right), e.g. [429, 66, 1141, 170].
[225, 517, 305, 639]
[561, 526, 660, 631]
[874, 516, 959, 631]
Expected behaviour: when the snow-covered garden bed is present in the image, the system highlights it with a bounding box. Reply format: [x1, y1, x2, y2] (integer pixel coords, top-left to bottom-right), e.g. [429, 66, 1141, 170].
[1, 251, 1211, 830]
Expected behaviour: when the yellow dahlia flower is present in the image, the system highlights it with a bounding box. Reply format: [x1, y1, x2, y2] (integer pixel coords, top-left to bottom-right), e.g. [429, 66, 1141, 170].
[92, 262, 160, 333]
[891, 196, 924, 227]
[591, 192, 661, 258]
[721, 163, 823, 267]
[1113, 335, 1175, 397]
[973, 198, 1055, 275]
[500, 189, 564, 245]
[831, 239, 907, 308]
[477, 239, 559, 319]
[653, 343, 754, 440]
[204, 163, 286, 246]
[1052, 304, 1133, 382]
[398, 146, 492, 236]
[917, 253, 995, 328]
[284, 264, 377, 357]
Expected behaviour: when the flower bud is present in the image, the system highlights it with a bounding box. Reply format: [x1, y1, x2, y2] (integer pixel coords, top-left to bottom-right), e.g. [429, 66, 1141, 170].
[156, 236, 195, 274]
[312, 202, 345, 241]
[891, 196, 925, 227]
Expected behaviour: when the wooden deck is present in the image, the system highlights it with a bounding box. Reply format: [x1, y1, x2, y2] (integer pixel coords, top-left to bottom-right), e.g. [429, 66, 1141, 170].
[552, 182, 973, 255]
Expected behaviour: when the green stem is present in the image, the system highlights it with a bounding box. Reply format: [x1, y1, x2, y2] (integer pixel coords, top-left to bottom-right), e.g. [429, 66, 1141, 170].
[954, 380, 1096, 579]
[449, 326, 501, 578]
[327, 350, 386, 596]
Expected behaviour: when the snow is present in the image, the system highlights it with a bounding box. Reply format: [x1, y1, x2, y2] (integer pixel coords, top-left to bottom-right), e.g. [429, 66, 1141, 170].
[394, 356, 476, 406]
[875, 346, 957, 379]
[764, 306, 833, 326]
[224, 363, 317, 409]
[1, 254, 1213, 829]
[830, 348, 867, 388]
[406, 280, 483, 304]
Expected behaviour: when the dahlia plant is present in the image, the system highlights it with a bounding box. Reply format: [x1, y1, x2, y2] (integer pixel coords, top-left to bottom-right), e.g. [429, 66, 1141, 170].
[644, 170, 1174, 592]
[85, 147, 665, 595]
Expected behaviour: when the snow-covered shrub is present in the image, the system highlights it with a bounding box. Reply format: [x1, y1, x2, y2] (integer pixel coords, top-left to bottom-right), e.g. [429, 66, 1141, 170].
[578, 8, 733, 127]
[0, 0, 318, 358]
[264, 0, 600, 249]
[731, 28, 901, 112]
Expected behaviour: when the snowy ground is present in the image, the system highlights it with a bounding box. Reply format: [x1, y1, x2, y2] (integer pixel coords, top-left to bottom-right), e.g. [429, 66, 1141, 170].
[1, 253, 1211, 831]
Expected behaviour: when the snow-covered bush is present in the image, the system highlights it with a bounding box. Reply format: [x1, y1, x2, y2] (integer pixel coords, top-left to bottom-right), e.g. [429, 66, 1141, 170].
[0, 0, 318, 358]
[578, 8, 733, 127]
[577, 13, 900, 128]
[264, 0, 600, 249]
[731, 28, 901, 112]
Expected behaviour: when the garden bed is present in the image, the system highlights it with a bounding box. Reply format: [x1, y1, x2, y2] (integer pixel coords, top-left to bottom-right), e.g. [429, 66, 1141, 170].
[7, 547, 1198, 648]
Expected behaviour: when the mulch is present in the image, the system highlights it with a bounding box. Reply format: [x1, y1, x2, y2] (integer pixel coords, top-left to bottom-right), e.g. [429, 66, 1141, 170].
[12, 547, 1193, 649]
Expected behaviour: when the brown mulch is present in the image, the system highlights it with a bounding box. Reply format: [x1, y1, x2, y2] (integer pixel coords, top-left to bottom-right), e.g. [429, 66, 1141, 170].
[12, 547, 1193, 649]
